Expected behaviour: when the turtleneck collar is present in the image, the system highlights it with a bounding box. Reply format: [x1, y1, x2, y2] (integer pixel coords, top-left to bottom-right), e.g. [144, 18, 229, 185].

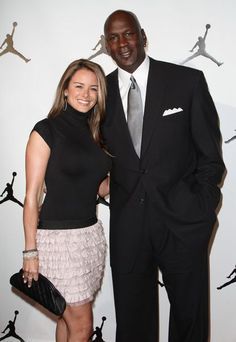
[60, 103, 93, 127]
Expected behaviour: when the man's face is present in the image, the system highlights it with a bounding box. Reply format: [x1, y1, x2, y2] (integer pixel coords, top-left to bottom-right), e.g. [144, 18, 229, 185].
[105, 12, 147, 73]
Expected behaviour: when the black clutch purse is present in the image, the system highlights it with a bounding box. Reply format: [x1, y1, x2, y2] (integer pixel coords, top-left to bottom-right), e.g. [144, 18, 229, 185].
[10, 269, 66, 316]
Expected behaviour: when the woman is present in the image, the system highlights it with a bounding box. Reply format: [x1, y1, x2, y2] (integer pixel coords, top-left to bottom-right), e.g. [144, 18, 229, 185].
[22, 59, 111, 342]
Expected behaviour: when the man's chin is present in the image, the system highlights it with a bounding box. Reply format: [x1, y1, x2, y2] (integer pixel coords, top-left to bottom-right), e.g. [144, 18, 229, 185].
[116, 58, 135, 72]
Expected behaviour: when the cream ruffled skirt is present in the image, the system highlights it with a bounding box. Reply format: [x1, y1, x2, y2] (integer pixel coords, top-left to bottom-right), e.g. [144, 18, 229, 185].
[36, 220, 106, 306]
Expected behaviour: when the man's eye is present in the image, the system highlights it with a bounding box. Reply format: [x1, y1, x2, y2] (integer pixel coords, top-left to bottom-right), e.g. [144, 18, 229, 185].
[125, 32, 134, 37]
[109, 35, 118, 42]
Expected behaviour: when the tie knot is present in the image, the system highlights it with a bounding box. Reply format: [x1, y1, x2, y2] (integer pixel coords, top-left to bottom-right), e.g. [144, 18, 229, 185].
[130, 76, 136, 89]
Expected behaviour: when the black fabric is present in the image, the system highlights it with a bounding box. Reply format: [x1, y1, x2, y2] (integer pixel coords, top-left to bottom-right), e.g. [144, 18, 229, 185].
[112, 269, 159, 342]
[38, 216, 97, 229]
[32, 104, 111, 229]
[102, 58, 225, 341]
[10, 269, 66, 316]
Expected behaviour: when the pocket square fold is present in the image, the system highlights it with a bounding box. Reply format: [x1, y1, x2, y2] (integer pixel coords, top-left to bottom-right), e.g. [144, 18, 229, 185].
[163, 107, 183, 116]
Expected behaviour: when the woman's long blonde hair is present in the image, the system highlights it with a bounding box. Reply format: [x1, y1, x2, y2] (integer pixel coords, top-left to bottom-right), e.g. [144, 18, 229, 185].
[48, 59, 107, 146]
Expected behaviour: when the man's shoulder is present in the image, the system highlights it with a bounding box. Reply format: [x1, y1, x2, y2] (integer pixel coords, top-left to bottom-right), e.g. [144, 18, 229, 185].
[149, 57, 203, 77]
[106, 69, 118, 82]
[105, 58, 204, 86]
[106, 69, 119, 95]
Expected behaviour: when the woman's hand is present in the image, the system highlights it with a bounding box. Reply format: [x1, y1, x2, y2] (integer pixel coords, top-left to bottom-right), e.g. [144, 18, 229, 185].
[98, 175, 110, 198]
[22, 257, 39, 288]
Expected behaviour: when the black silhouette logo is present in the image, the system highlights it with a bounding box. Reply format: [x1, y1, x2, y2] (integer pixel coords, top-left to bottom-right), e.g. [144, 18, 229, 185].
[88, 35, 108, 61]
[90, 316, 106, 341]
[0, 172, 23, 207]
[225, 130, 236, 143]
[0, 22, 31, 63]
[181, 24, 223, 67]
[0, 310, 25, 341]
[217, 265, 236, 290]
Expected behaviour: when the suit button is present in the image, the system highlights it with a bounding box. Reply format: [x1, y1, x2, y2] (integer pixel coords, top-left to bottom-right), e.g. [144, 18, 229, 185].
[141, 169, 148, 174]
[139, 198, 145, 204]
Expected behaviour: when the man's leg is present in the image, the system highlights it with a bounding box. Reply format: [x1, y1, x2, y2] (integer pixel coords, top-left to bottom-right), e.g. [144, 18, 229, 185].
[165, 259, 209, 342]
[112, 268, 159, 342]
[157, 227, 210, 342]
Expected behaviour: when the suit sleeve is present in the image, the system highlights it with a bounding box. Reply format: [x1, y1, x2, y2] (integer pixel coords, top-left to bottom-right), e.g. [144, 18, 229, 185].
[191, 71, 225, 209]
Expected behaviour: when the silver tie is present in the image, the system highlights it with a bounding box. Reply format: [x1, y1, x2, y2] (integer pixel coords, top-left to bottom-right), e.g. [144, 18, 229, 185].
[127, 76, 143, 157]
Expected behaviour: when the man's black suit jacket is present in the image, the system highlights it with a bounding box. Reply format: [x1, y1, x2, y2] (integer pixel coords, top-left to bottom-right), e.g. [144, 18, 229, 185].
[102, 58, 225, 273]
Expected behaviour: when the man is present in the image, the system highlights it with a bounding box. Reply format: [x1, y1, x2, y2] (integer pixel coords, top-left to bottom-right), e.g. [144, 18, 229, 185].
[102, 10, 225, 342]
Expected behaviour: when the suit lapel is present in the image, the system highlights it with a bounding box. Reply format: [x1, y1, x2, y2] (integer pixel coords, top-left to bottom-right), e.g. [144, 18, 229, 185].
[106, 60, 167, 166]
[141, 59, 166, 159]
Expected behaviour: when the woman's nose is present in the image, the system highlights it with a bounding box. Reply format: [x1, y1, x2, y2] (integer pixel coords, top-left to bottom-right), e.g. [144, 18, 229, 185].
[81, 89, 89, 98]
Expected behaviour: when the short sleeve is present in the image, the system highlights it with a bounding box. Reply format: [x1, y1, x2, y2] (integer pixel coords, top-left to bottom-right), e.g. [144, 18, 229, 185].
[32, 119, 53, 148]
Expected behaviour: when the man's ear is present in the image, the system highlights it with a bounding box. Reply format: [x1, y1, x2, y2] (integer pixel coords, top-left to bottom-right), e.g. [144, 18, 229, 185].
[105, 42, 111, 56]
[141, 29, 147, 47]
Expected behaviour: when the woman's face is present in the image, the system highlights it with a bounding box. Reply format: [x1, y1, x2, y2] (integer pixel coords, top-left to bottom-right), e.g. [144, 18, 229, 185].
[65, 68, 98, 113]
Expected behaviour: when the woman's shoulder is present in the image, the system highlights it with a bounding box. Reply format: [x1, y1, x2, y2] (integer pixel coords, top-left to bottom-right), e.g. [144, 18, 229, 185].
[32, 118, 54, 148]
[33, 117, 51, 130]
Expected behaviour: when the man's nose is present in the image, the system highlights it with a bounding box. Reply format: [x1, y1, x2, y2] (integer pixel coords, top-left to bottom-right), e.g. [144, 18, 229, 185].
[118, 35, 128, 47]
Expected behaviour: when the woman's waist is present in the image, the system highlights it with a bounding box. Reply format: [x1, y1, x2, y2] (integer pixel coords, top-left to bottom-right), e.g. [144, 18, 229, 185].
[38, 216, 97, 229]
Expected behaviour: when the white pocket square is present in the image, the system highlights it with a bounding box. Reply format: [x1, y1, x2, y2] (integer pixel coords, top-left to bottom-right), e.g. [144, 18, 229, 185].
[162, 107, 183, 116]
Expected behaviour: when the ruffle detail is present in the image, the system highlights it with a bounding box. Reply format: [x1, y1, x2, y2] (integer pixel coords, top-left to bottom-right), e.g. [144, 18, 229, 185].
[36, 220, 106, 305]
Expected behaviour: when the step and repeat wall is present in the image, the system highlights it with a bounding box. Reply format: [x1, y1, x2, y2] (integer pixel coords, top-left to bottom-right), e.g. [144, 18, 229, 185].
[0, 0, 235, 341]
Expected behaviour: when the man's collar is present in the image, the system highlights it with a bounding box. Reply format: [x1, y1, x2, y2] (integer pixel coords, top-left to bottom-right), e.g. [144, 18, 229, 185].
[118, 55, 150, 87]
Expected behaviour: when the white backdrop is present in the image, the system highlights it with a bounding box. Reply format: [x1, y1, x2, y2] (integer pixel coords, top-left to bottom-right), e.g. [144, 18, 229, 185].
[0, 1, 235, 341]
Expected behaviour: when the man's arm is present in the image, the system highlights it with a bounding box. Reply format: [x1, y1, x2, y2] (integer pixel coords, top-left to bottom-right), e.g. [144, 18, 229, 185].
[190, 71, 225, 209]
[0, 39, 6, 49]
[0, 188, 6, 196]
[203, 27, 209, 41]
[227, 268, 236, 278]
[190, 41, 198, 52]
[11, 176, 15, 187]
[92, 39, 101, 51]
[1, 325, 8, 333]
[10, 25, 16, 38]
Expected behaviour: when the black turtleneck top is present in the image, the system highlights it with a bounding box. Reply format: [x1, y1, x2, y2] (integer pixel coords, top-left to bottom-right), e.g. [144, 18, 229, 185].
[33, 104, 111, 229]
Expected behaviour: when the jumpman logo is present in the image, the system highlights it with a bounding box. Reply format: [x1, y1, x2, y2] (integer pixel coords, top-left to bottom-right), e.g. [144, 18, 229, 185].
[217, 265, 236, 290]
[88, 35, 108, 61]
[0, 310, 25, 341]
[0, 22, 31, 63]
[0, 172, 23, 207]
[181, 24, 223, 67]
[89, 316, 106, 341]
[225, 130, 236, 143]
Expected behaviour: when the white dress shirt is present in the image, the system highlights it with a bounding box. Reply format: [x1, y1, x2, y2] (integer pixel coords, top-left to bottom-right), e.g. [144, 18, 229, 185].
[118, 55, 150, 120]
